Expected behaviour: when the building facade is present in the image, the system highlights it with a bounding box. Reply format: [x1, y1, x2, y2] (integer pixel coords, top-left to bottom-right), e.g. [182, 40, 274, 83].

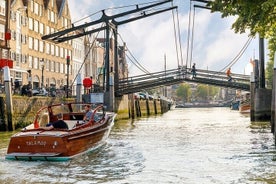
[0, 0, 128, 98]
[9, 0, 73, 92]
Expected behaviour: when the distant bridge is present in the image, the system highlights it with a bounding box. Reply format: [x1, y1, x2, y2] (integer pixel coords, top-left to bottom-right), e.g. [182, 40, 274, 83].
[116, 67, 250, 96]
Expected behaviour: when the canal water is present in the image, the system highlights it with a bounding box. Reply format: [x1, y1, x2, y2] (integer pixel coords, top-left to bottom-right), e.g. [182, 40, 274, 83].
[0, 107, 276, 184]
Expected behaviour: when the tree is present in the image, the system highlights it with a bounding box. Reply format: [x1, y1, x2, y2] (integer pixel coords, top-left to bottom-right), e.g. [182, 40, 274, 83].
[207, 0, 276, 86]
[196, 84, 209, 101]
[176, 83, 191, 103]
[195, 84, 220, 102]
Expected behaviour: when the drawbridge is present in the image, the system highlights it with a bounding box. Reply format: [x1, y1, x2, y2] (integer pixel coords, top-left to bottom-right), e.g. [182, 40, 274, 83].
[116, 67, 250, 96]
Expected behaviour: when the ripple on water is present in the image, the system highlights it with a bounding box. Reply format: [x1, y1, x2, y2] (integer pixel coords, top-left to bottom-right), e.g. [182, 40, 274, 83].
[0, 108, 276, 183]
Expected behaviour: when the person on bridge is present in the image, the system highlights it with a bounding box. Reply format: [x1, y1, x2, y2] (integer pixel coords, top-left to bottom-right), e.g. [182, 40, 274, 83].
[226, 67, 232, 81]
[191, 63, 197, 79]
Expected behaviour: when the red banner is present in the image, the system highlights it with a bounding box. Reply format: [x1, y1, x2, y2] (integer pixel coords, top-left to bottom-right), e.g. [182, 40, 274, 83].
[0, 59, 13, 68]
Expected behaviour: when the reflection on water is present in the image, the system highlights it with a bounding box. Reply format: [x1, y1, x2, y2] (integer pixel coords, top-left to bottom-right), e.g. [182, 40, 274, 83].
[0, 107, 276, 183]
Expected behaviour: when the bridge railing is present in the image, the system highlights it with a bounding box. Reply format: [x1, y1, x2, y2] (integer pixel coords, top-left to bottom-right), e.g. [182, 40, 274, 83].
[186, 68, 250, 83]
[117, 68, 187, 95]
[116, 67, 251, 95]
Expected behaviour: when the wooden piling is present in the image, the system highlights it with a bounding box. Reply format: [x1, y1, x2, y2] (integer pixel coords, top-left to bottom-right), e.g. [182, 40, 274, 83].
[130, 94, 135, 119]
[146, 99, 150, 116]
[154, 100, 157, 114]
[4, 66, 13, 131]
[250, 72, 255, 121]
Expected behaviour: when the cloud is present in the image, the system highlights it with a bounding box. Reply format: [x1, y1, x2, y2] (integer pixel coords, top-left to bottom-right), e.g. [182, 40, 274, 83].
[119, 12, 182, 76]
[67, 0, 260, 76]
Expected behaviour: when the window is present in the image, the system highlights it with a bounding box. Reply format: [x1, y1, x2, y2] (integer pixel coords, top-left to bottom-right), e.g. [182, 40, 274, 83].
[39, 4, 43, 16]
[60, 63, 64, 73]
[22, 17, 27, 26]
[34, 38, 38, 51]
[28, 37, 33, 49]
[11, 52, 16, 60]
[15, 72, 22, 79]
[39, 41, 44, 52]
[22, 54, 27, 63]
[34, 2, 39, 15]
[0, 1, 5, 16]
[46, 42, 50, 54]
[11, 30, 16, 40]
[61, 17, 64, 27]
[0, 24, 4, 40]
[51, 44, 54, 55]
[47, 9, 50, 21]
[10, 11, 16, 21]
[60, 47, 64, 58]
[55, 62, 59, 72]
[50, 11, 55, 23]
[22, 35, 27, 44]
[34, 20, 38, 32]
[55, 45, 59, 57]
[16, 54, 20, 62]
[46, 59, 50, 71]
[39, 23, 44, 34]
[50, 61, 54, 71]
[64, 18, 68, 27]
[34, 57, 38, 69]
[46, 26, 50, 34]
[30, 0, 34, 12]
[28, 18, 33, 30]
[28, 55, 33, 68]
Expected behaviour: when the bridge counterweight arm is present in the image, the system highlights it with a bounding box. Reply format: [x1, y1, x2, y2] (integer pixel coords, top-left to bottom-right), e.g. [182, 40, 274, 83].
[41, 0, 174, 43]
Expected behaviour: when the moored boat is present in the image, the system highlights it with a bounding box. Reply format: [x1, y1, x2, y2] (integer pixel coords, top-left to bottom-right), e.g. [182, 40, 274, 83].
[239, 92, 250, 113]
[6, 102, 116, 161]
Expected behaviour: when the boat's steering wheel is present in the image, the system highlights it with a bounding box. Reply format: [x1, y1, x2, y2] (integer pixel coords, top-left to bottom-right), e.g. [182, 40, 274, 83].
[90, 105, 105, 123]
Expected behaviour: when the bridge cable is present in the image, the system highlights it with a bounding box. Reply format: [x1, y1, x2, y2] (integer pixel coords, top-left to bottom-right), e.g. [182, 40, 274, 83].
[218, 37, 253, 72]
[171, 1, 185, 67]
[175, 8, 184, 67]
[69, 24, 104, 89]
[190, 5, 196, 69]
[171, 2, 180, 67]
[117, 33, 151, 74]
[188, 1, 253, 74]
[185, 0, 193, 68]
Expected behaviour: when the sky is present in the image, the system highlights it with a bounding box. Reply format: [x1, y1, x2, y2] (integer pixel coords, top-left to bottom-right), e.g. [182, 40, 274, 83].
[67, 0, 266, 76]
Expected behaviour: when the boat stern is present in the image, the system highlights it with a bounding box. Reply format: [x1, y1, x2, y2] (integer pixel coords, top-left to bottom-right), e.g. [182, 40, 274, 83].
[6, 130, 69, 161]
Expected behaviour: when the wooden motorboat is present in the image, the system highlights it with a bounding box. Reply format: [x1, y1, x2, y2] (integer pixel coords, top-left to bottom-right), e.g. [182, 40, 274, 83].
[6, 103, 116, 161]
[239, 92, 250, 113]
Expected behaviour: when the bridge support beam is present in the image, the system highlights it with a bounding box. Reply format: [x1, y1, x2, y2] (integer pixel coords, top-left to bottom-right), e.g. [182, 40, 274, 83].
[253, 88, 271, 121]
[251, 60, 272, 122]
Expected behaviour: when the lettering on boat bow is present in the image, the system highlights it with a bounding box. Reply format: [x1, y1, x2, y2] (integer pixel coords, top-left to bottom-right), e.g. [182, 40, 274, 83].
[26, 140, 47, 146]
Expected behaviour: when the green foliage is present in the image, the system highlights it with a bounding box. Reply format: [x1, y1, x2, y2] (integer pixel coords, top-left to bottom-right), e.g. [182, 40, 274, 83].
[196, 84, 220, 101]
[176, 83, 219, 102]
[196, 85, 208, 101]
[207, 0, 276, 88]
[176, 83, 191, 102]
[207, 0, 276, 37]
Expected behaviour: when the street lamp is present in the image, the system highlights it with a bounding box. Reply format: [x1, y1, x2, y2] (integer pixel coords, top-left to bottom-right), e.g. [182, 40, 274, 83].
[40, 59, 44, 88]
